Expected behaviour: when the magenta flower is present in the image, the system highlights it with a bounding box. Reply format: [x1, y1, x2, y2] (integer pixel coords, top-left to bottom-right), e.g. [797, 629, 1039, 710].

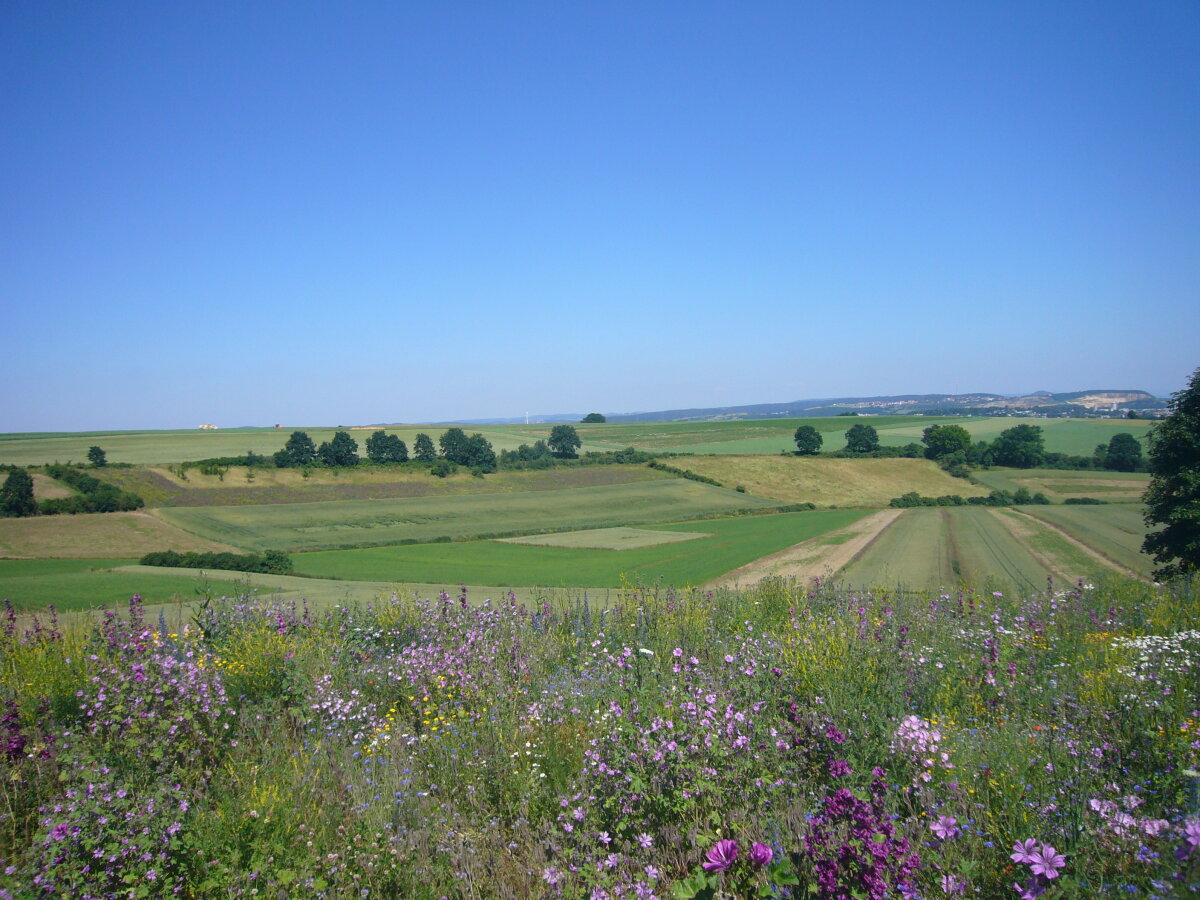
[1010, 839, 1039, 864]
[1027, 844, 1065, 879]
[749, 842, 774, 867]
[702, 839, 739, 873]
[930, 816, 959, 841]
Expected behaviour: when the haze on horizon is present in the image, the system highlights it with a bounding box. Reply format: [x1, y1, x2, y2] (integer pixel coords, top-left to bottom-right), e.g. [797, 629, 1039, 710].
[2, 2, 1197, 432]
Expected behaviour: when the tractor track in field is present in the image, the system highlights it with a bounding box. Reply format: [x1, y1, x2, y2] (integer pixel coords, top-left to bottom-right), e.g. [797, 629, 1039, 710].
[705, 509, 904, 589]
[1002, 508, 1131, 577]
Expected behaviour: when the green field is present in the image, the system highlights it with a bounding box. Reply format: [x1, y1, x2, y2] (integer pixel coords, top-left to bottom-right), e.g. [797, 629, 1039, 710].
[1017, 504, 1152, 576]
[157, 479, 777, 551]
[0, 558, 251, 612]
[840, 507, 1054, 592]
[972, 468, 1149, 503]
[293, 508, 868, 587]
[0, 416, 1151, 466]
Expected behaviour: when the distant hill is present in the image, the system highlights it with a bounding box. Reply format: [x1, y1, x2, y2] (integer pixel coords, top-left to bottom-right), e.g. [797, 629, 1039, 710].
[437, 389, 1168, 425]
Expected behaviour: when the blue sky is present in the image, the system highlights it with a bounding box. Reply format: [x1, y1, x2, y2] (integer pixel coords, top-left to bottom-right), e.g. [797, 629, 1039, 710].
[2, 1, 1197, 430]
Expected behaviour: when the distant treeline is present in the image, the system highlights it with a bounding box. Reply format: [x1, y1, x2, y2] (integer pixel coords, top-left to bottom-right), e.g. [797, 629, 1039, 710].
[39, 465, 144, 514]
[139, 549, 293, 575]
[889, 489, 1051, 508]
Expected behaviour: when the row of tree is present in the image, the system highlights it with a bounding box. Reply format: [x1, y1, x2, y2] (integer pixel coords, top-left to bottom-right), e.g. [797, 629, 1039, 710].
[0, 466, 144, 517]
[793, 421, 1144, 472]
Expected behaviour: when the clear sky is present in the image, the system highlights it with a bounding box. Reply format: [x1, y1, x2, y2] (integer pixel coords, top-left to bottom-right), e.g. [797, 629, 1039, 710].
[2, 1, 1197, 430]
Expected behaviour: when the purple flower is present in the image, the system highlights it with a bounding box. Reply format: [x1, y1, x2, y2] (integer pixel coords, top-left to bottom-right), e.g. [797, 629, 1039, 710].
[749, 842, 773, 867]
[930, 816, 959, 841]
[1027, 844, 1065, 879]
[702, 839, 738, 873]
[1010, 839, 1039, 864]
[829, 759, 853, 778]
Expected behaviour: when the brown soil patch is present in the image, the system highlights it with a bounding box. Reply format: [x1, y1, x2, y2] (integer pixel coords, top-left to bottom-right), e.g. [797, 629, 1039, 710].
[705, 509, 904, 588]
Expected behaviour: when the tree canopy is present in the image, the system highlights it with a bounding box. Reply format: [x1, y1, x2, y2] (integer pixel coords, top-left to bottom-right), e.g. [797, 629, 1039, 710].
[87, 446, 107, 467]
[413, 433, 437, 462]
[275, 431, 318, 467]
[548, 425, 582, 458]
[990, 424, 1045, 468]
[1142, 367, 1200, 580]
[1102, 433, 1143, 472]
[581, 413, 606, 423]
[921, 424, 971, 460]
[844, 423, 880, 453]
[439, 429, 496, 472]
[318, 431, 359, 467]
[0, 469, 37, 518]
[793, 425, 823, 455]
[365, 430, 408, 464]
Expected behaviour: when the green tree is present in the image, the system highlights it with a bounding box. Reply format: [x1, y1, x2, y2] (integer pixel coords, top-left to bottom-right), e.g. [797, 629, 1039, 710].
[1142, 366, 1200, 580]
[844, 423, 880, 453]
[548, 425, 582, 458]
[413, 433, 437, 462]
[1103, 433, 1143, 472]
[991, 424, 1045, 468]
[793, 425, 823, 455]
[581, 413, 606, 423]
[87, 446, 107, 467]
[365, 430, 408, 463]
[921, 424, 971, 460]
[276, 431, 317, 467]
[461, 433, 497, 472]
[0, 469, 37, 517]
[438, 428, 470, 463]
[318, 430, 359, 467]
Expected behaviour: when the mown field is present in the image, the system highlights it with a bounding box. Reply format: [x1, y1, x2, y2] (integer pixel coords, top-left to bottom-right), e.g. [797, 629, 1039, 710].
[291, 508, 869, 588]
[667, 456, 988, 506]
[972, 467, 1149, 503]
[155, 479, 777, 552]
[0, 416, 1151, 465]
[837, 505, 1149, 591]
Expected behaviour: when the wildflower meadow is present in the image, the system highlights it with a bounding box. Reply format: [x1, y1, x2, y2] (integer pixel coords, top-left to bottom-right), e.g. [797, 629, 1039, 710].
[1, 576, 1197, 898]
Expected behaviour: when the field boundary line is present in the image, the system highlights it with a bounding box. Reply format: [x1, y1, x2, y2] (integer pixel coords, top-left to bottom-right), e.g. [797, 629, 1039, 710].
[705, 509, 902, 589]
[1005, 508, 1133, 578]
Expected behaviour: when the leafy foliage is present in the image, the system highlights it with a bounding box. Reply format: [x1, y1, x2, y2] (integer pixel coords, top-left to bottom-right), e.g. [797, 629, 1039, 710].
[1102, 433, 1143, 472]
[139, 549, 293, 574]
[793, 425, 823, 455]
[1143, 366, 1200, 580]
[548, 425, 582, 458]
[581, 413, 607, 423]
[86, 446, 107, 467]
[991, 424, 1046, 468]
[274, 431, 318, 467]
[921, 424, 971, 460]
[844, 423, 880, 453]
[439, 429, 496, 472]
[413, 432, 437, 462]
[317, 430, 359, 467]
[37, 465, 144, 514]
[0, 469, 37, 518]
[365, 430, 409, 464]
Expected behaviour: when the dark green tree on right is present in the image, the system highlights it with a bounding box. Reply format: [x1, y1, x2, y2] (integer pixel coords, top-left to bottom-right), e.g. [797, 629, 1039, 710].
[793, 425, 823, 455]
[1102, 433, 1143, 472]
[1142, 366, 1200, 581]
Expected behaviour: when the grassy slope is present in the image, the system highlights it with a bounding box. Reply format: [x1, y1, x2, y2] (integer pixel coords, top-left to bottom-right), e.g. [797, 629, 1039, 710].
[157, 479, 778, 552]
[674, 456, 988, 506]
[0, 511, 240, 559]
[0, 558, 250, 612]
[972, 468, 1148, 503]
[94, 462, 669, 507]
[293, 509, 868, 587]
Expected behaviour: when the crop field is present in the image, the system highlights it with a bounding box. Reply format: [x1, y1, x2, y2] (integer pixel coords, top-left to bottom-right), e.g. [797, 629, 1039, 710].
[0, 510, 239, 559]
[156, 479, 777, 552]
[870, 417, 1152, 455]
[497, 526, 709, 550]
[93, 462, 669, 508]
[972, 468, 1149, 503]
[291, 508, 869, 587]
[671, 456, 989, 506]
[840, 507, 1080, 592]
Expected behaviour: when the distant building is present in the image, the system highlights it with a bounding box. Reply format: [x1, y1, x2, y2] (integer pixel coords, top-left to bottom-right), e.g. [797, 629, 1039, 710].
[198, 423, 218, 430]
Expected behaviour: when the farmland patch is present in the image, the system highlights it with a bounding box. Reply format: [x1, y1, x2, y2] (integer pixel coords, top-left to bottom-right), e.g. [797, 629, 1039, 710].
[497, 527, 709, 550]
